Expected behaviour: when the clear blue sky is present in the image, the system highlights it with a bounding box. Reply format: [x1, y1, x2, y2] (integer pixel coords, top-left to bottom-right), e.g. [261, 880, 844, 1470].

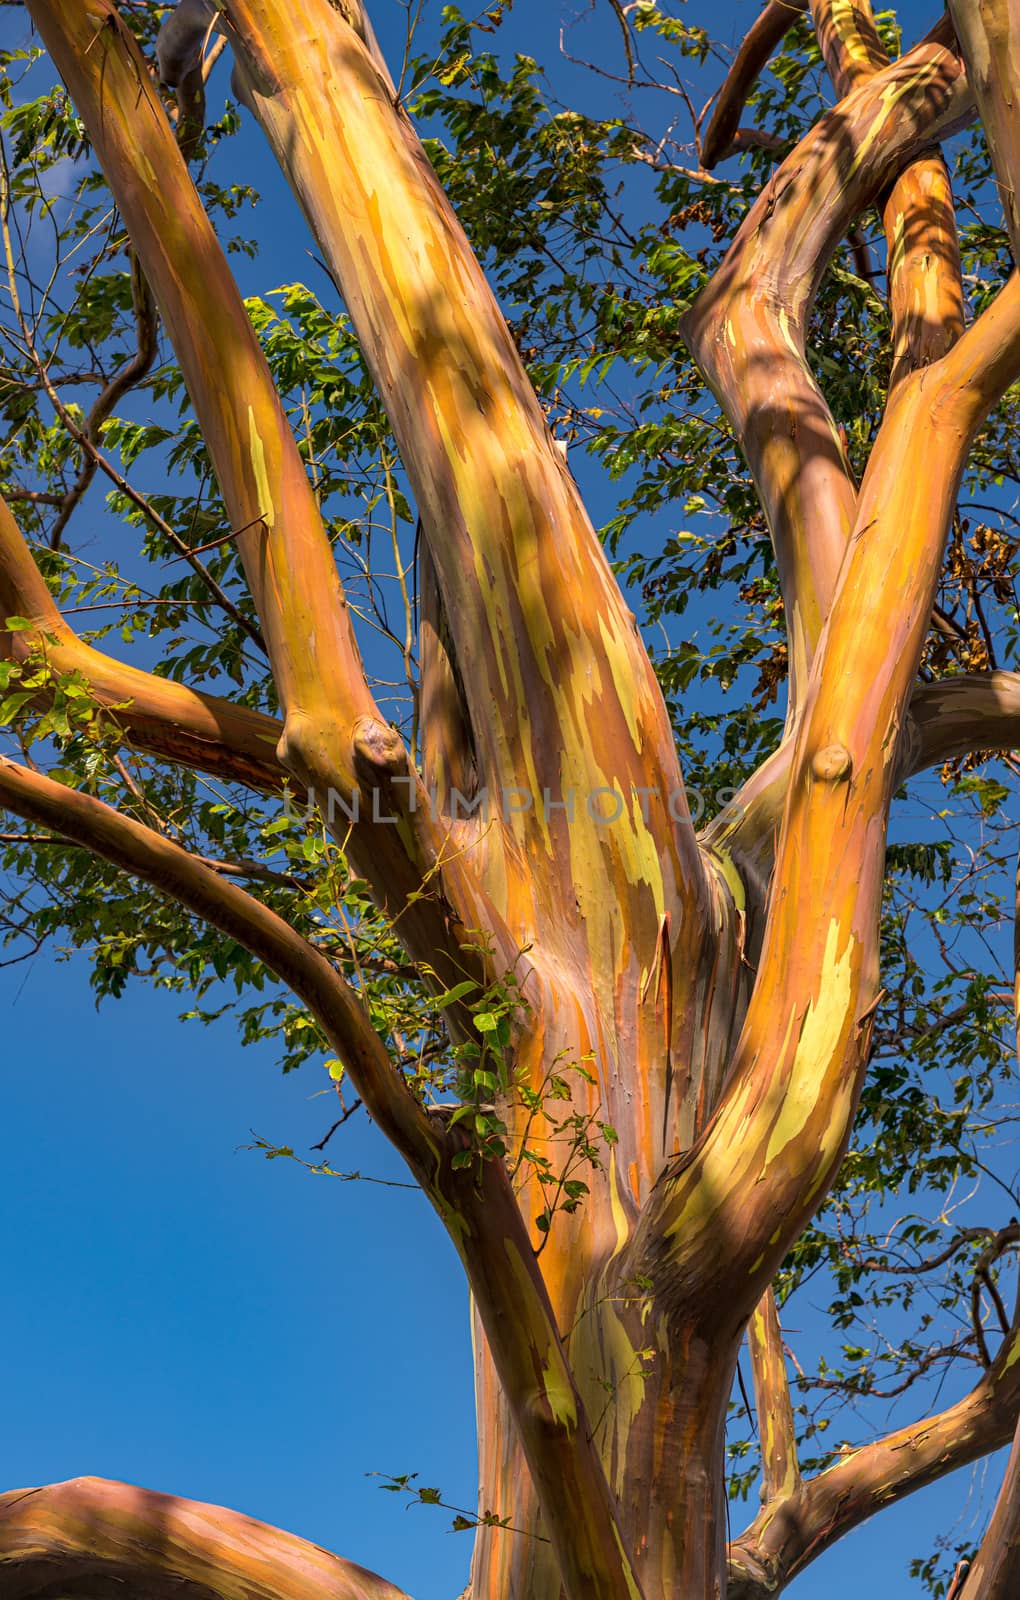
[0, 2, 1004, 1596]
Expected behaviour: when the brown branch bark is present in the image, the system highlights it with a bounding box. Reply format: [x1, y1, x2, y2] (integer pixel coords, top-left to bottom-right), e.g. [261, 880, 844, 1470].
[0, 1476, 413, 1600]
[0, 493, 287, 793]
[0, 753, 437, 1163]
[747, 1287, 801, 1503]
[728, 1317, 1020, 1599]
[701, 0, 809, 169]
[685, 17, 972, 716]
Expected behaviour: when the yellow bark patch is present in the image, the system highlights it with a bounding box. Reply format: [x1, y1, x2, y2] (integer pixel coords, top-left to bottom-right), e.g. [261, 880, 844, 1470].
[610, 1522, 645, 1600]
[540, 1354, 579, 1429]
[608, 1147, 630, 1255]
[709, 844, 745, 913]
[763, 919, 856, 1167]
[247, 408, 276, 528]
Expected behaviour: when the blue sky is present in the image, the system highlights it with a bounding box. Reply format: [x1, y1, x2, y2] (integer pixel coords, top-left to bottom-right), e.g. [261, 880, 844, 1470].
[0, 1, 1010, 1596]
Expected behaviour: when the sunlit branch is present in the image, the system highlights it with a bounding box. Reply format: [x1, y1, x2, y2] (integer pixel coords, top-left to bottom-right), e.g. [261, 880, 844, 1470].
[630, 245, 1020, 1351]
[0, 494, 286, 793]
[934, 272, 1020, 431]
[884, 155, 965, 391]
[958, 1415, 1020, 1598]
[808, 0, 886, 96]
[216, 0, 705, 928]
[685, 18, 972, 713]
[26, 0, 378, 802]
[804, 2, 966, 392]
[0, 1476, 414, 1600]
[26, 0, 517, 1006]
[906, 670, 1020, 773]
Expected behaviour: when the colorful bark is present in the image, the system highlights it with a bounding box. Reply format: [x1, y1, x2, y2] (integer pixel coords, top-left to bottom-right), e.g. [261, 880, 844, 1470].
[4, 3, 1020, 1599]
[684, 16, 971, 712]
[748, 1288, 801, 1504]
[0, 1477, 412, 1600]
[959, 1414, 1020, 1599]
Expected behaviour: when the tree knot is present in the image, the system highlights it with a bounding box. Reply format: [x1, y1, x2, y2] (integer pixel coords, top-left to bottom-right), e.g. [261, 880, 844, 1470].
[810, 743, 852, 783]
[352, 714, 407, 779]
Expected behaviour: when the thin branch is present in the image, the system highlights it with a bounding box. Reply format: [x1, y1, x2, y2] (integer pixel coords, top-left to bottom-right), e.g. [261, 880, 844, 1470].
[0, 753, 433, 1164]
[46, 252, 159, 549]
[701, 0, 808, 169]
[0, 494, 286, 792]
[729, 1305, 1020, 1598]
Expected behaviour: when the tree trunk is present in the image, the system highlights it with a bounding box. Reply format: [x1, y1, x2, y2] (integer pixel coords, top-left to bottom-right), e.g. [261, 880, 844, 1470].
[5, 0, 1020, 1597]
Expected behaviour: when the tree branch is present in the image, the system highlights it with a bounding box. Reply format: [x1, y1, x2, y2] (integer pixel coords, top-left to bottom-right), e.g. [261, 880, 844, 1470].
[947, 0, 1020, 265]
[0, 494, 287, 793]
[701, 0, 809, 169]
[0, 1476, 413, 1600]
[805, 2, 966, 393]
[630, 259, 1020, 1355]
[958, 1414, 1020, 1598]
[684, 17, 972, 713]
[26, 0, 377, 804]
[0, 753, 436, 1163]
[808, 0, 886, 97]
[25, 0, 516, 1006]
[728, 1313, 1020, 1599]
[884, 152, 965, 391]
[905, 670, 1020, 773]
[216, 0, 707, 939]
[0, 753, 645, 1600]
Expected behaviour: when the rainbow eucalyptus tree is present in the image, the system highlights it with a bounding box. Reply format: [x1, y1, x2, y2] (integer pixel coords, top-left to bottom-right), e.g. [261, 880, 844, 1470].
[2, 0, 1020, 1597]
